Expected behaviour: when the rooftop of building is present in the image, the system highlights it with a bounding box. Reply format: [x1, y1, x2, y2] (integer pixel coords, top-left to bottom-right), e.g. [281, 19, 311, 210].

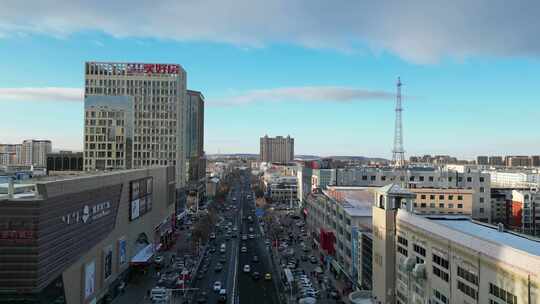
[398, 211, 540, 274]
[324, 186, 374, 217]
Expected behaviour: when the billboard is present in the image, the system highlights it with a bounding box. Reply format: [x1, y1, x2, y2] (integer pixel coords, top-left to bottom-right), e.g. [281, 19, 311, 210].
[118, 238, 127, 266]
[84, 261, 96, 299]
[130, 177, 153, 221]
[130, 199, 140, 220]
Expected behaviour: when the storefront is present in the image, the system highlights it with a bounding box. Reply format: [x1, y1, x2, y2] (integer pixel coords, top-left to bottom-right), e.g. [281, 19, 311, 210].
[154, 215, 174, 252]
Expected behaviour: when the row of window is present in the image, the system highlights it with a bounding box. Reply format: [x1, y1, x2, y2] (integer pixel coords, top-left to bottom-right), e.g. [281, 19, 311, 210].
[419, 194, 464, 200]
[415, 202, 464, 209]
[489, 283, 517, 304]
[458, 280, 478, 300]
[433, 265, 449, 282]
[432, 253, 449, 269]
[356, 175, 486, 183]
[457, 266, 479, 285]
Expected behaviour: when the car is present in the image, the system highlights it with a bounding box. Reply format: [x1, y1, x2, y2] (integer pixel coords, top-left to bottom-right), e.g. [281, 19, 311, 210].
[264, 273, 272, 280]
[301, 255, 308, 262]
[241, 246, 247, 253]
[249, 234, 255, 239]
[209, 247, 216, 253]
[214, 263, 223, 272]
[241, 235, 248, 241]
[249, 227, 254, 232]
[265, 239, 270, 245]
[243, 264, 251, 273]
[252, 271, 261, 280]
[302, 246, 309, 252]
[252, 255, 259, 263]
[210, 233, 216, 239]
[196, 273, 204, 280]
[154, 255, 164, 265]
[232, 227, 238, 232]
[213, 281, 222, 291]
[218, 295, 227, 303]
[310, 256, 318, 264]
[232, 233, 238, 238]
[196, 291, 208, 303]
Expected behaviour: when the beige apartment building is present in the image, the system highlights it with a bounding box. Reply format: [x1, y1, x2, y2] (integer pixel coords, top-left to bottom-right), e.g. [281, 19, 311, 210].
[260, 135, 294, 163]
[410, 188, 473, 215]
[0, 140, 51, 167]
[84, 62, 188, 186]
[370, 184, 540, 304]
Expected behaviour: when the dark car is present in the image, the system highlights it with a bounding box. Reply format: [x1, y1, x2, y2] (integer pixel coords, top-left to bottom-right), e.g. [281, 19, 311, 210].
[252, 271, 261, 280]
[219, 257, 227, 264]
[196, 291, 208, 303]
[252, 255, 259, 263]
[215, 263, 223, 272]
[218, 295, 227, 303]
[301, 255, 308, 262]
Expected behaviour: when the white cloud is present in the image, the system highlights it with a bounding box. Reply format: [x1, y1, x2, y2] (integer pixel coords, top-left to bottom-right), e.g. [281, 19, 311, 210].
[0, 1, 539, 63]
[0, 87, 83, 102]
[210, 86, 394, 105]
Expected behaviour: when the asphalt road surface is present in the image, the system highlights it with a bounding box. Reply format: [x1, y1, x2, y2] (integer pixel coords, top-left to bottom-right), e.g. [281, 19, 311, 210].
[190, 171, 279, 304]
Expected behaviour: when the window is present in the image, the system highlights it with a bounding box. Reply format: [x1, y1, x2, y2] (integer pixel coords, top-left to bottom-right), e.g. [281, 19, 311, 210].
[419, 176, 425, 182]
[433, 254, 449, 269]
[457, 266, 478, 285]
[430, 195, 435, 200]
[429, 176, 434, 182]
[413, 244, 426, 256]
[480, 208, 485, 213]
[489, 283, 517, 304]
[362, 175, 367, 180]
[421, 195, 426, 199]
[458, 281, 478, 300]
[458, 204, 463, 209]
[448, 203, 454, 208]
[430, 203, 436, 208]
[458, 195, 463, 200]
[433, 289, 448, 304]
[421, 203, 426, 208]
[480, 177, 485, 182]
[433, 266, 449, 282]
[448, 195, 454, 200]
[398, 246, 408, 257]
[398, 235, 408, 246]
[439, 195, 444, 200]
[467, 177, 472, 182]
[370, 176, 376, 181]
[439, 203, 444, 208]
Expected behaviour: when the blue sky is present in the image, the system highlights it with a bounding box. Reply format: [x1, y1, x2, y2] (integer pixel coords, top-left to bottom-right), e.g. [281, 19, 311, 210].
[1, 1, 539, 159]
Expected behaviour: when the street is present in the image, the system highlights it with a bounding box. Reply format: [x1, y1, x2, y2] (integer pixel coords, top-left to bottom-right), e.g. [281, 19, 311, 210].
[190, 171, 280, 304]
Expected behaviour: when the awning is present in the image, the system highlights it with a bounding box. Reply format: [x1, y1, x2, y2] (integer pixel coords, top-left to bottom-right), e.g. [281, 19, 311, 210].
[131, 243, 154, 265]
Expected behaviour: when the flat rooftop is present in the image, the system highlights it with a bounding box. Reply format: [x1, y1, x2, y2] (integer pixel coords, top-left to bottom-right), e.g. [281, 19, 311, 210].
[435, 218, 540, 256]
[325, 186, 374, 217]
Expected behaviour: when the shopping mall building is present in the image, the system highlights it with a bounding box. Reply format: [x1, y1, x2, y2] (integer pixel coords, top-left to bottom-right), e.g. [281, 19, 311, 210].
[0, 166, 177, 304]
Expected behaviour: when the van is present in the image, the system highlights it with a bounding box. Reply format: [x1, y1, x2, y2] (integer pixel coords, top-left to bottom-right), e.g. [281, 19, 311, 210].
[220, 243, 226, 253]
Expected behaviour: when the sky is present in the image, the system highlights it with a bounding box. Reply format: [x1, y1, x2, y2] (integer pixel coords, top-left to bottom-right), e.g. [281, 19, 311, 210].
[1, 0, 539, 159]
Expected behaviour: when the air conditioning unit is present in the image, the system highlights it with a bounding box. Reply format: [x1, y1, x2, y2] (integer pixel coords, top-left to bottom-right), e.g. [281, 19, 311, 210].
[412, 263, 426, 280]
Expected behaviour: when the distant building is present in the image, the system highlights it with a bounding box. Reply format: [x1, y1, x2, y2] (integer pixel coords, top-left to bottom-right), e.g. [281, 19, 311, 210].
[532, 155, 540, 167]
[506, 155, 532, 167]
[46, 151, 83, 171]
[185, 90, 205, 183]
[0, 140, 51, 167]
[260, 135, 294, 163]
[0, 144, 23, 165]
[476, 155, 489, 165]
[489, 156, 505, 166]
[312, 168, 337, 190]
[410, 188, 474, 216]
[510, 190, 540, 237]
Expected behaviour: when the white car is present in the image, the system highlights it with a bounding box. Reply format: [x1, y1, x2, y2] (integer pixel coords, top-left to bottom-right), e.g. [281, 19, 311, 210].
[241, 246, 247, 253]
[213, 281, 222, 291]
[249, 234, 255, 239]
[243, 264, 251, 273]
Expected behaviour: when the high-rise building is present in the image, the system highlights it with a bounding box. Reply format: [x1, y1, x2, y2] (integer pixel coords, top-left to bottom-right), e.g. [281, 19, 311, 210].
[532, 155, 540, 167]
[84, 62, 187, 186]
[260, 135, 294, 163]
[505, 155, 532, 167]
[0, 144, 22, 165]
[185, 90, 205, 182]
[21, 140, 52, 167]
[476, 155, 489, 165]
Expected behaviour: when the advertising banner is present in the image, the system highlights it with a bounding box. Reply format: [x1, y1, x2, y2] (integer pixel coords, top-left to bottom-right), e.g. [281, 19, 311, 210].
[130, 199, 140, 220]
[84, 261, 96, 299]
[118, 238, 127, 266]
